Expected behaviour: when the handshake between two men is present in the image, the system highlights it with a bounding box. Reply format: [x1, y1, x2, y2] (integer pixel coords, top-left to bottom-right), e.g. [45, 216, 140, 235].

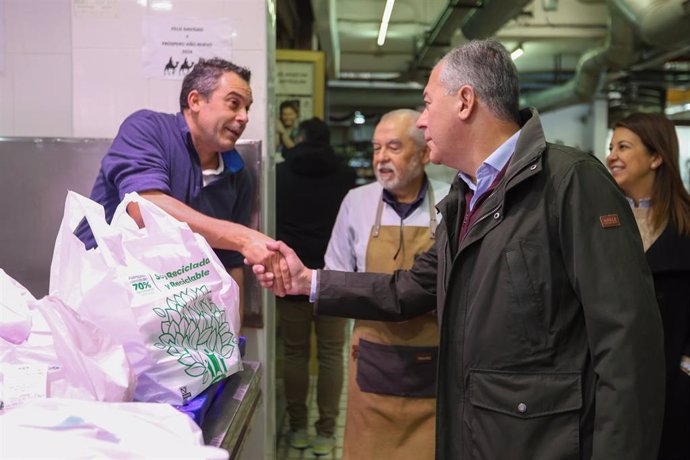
[248, 241, 311, 297]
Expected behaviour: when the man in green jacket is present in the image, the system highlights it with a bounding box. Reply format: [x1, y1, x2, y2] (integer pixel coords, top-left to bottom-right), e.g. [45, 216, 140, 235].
[256, 39, 664, 459]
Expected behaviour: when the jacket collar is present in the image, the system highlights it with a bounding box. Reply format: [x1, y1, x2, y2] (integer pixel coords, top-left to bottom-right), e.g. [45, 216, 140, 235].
[436, 107, 547, 215]
[435, 108, 549, 255]
[504, 108, 547, 182]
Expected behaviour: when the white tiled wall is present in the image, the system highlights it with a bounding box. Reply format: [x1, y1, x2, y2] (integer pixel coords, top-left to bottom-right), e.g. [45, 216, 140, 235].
[13, 53, 73, 136]
[0, 53, 16, 133]
[1, 0, 73, 137]
[5, 0, 72, 54]
[0, 0, 270, 145]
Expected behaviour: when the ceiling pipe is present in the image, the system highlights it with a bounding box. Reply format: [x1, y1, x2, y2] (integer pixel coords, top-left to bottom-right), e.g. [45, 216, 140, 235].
[310, 0, 340, 79]
[612, 0, 690, 47]
[328, 84, 425, 111]
[404, 0, 690, 113]
[409, 0, 474, 77]
[521, 0, 690, 112]
[408, 0, 531, 80]
[630, 43, 690, 71]
[521, 4, 637, 111]
[461, 0, 533, 39]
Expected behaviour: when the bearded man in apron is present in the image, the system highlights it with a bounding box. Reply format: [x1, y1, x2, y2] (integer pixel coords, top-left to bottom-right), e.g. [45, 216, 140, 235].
[324, 109, 449, 460]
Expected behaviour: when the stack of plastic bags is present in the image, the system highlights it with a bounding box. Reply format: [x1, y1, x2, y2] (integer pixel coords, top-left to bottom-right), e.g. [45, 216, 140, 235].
[0, 268, 134, 408]
[0, 270, 228, 459]
[0, 189, 245, 459]
[0, 398, 228, 459]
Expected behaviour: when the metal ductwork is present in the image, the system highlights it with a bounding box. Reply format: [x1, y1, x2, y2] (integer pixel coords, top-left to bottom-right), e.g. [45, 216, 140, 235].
[409, 0, 529, 79]
[311, 0, 340, 79]
[461, 0, 533, 39]
[612, 0, 690, 47]
[521, 5, 637, 111]
[328, 82, 425, 113]
[522, 0, 690, 112]
[408, 1, 473, 79]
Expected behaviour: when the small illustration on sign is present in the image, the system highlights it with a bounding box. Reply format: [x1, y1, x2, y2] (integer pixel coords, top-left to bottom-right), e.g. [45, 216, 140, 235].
[179, 58, 195, 75]
[164, 56, 179, 75]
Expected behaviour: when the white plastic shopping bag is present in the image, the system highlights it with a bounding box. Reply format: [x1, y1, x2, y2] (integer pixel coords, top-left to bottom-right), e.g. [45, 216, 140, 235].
[0, 398, 228, 459]
[49, 191, 243, 405]
[0, 268, 34, 344]
[0, 270, 134, 409]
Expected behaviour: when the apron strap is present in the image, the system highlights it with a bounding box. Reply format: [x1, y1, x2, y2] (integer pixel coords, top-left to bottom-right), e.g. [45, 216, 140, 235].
[428, 186, 437, 239]
[373, 186, 437, 239]
[372, 195, 384, 238]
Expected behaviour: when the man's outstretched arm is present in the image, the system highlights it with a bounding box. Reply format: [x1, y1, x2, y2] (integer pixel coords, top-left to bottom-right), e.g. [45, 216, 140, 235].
[129, 192, 290, 296]
[254, 240, 438, 322]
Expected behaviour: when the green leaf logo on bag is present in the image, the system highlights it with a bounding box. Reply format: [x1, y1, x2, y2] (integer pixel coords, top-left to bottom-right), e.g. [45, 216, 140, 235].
[152, 285, 236, 385]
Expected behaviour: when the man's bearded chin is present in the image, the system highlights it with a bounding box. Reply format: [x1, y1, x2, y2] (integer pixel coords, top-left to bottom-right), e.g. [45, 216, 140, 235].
[375, 166, 399, 191]
[380, 160, 424, 194]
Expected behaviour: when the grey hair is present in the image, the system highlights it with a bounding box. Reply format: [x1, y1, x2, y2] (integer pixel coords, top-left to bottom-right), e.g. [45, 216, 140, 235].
[179, 58, 251, 111]
[379, 108, 426, 150]
[439, 39, 520, 123]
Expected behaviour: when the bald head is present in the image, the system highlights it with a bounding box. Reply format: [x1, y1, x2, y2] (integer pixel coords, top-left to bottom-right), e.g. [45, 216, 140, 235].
[372, 108, 430, 202]
[378, 109, 426, 150]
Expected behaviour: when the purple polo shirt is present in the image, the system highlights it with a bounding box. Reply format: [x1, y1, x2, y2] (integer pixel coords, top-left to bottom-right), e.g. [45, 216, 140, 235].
[79, 109, 252, 268]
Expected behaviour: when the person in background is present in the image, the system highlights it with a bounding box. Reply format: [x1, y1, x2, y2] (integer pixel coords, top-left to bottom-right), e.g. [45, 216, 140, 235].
[324, 108, 447, 460]
[79, 57, 288, 308]
[607, 112, 690, 460]
[276, 99, 300, 153]
[276, 117, 356, 455]
[256, 39, 665, 459]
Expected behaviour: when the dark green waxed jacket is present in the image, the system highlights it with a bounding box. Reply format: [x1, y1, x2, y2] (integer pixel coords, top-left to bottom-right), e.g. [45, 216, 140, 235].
[317, 108, 665, 459]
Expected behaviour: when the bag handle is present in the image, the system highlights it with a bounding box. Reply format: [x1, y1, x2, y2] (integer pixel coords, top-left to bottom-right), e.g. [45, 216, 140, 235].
[49, 191, 125, 300]
[57, 191, 122, 265]
[111, 192, 192, 237]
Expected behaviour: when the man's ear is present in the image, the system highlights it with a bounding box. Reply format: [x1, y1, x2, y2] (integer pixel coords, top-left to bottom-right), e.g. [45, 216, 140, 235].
[420, 145, 431, 165]
[187, 90, 202, 112]
[457, 85, 475, 120]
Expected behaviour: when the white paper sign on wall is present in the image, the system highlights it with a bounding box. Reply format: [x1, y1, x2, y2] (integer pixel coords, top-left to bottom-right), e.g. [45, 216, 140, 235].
[142, 16, 235, 80]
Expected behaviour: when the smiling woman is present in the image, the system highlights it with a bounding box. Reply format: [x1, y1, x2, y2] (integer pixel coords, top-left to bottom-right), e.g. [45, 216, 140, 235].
[607, 112, 690, 460]
[607, 124, 659, 207]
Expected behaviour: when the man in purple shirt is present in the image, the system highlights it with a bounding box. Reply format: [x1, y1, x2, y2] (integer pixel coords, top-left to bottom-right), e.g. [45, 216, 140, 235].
[80, 58, 287, 299]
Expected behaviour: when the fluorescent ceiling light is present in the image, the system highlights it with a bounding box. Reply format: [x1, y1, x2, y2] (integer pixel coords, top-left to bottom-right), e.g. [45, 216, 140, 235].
[339, 71, 402, 80]
[377, 0, 396, 47]
[329, 79, 423, 89]
[511, 46, 524, 61]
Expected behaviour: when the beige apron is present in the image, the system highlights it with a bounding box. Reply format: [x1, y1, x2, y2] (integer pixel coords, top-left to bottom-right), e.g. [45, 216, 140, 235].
[342, 189, 438, 460]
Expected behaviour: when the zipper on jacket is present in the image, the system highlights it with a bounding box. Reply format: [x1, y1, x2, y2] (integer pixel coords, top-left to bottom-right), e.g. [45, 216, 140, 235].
[460, 200, 501, 248]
